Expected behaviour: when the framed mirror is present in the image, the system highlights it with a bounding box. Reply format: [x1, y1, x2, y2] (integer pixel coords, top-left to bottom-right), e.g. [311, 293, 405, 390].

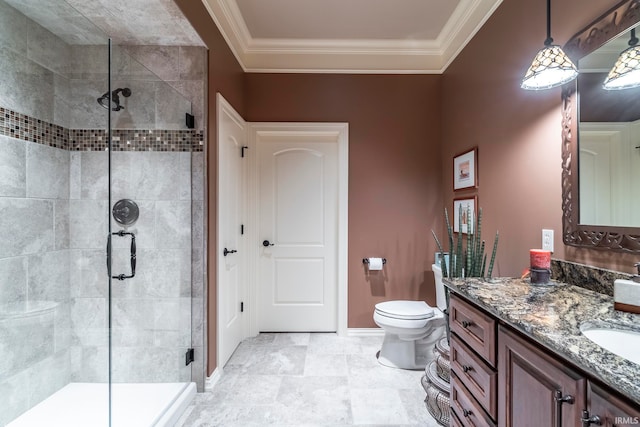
[562, 0, 640, 252]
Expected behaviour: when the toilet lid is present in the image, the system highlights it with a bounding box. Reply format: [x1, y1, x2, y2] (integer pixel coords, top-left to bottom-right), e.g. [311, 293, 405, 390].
[375, 300, 435, 320]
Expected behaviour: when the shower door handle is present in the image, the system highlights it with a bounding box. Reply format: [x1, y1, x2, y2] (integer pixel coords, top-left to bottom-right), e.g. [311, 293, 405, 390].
[109, 230, 136, 280]
[106, 234, 112, 276]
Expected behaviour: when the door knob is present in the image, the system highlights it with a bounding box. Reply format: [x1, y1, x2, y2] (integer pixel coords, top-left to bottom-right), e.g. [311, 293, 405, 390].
[262, 240, 275, 247]
[223, 248, 237, 257]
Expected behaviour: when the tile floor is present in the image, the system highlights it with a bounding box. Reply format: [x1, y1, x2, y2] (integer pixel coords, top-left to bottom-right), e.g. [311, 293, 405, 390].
[176, 333, 443, 426]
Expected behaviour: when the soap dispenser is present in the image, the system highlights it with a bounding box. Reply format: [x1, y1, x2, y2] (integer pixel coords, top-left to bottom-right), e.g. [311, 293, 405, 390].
[614, 263, 640, 314]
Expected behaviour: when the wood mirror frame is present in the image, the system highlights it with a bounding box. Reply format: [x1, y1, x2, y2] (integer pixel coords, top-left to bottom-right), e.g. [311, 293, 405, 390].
[561, 0, 640, 252]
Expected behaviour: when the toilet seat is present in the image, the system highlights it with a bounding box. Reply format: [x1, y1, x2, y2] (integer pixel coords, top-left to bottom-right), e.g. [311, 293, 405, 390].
[374, 300, 435, 320]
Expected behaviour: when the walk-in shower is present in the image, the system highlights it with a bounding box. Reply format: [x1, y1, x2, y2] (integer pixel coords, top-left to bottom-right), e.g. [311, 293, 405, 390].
[0, 0, 205, 425]
[97, 88, 132, 111]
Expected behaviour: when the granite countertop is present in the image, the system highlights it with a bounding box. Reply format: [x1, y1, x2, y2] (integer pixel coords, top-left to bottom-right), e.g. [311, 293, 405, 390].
[443, 277, 640, 406]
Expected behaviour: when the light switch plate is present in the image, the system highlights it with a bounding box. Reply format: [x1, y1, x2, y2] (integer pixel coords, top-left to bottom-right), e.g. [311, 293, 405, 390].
[542, 229, 554, 252]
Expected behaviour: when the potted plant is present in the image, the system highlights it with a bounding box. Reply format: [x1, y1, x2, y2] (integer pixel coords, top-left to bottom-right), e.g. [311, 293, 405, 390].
[431, 205, 499, 345]
[432, 206, 499, 279]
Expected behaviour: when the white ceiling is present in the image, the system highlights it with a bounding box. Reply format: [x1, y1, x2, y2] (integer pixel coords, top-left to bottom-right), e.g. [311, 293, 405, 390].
[202, 0, 503, 73]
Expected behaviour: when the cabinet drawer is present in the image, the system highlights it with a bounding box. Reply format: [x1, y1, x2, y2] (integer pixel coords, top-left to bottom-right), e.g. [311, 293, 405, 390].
[451, 333, 497, 420]
[450, 408, 465, 427]
[451, 373, 496, 427]
[449, 294, 497, 366]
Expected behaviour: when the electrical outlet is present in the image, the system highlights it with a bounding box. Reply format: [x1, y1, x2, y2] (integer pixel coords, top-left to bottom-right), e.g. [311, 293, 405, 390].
[542, 229, 554, 252]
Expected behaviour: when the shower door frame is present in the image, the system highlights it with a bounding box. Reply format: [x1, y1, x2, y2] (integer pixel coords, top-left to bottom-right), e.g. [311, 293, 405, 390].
[107, 37, 114, 427]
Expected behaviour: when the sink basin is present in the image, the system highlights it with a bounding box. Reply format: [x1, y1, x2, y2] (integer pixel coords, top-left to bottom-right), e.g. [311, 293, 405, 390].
[580, 323, 640, 365]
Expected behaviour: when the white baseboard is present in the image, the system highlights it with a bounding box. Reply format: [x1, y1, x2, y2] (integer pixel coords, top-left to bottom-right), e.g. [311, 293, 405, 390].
[204, 368, 221, 392]
[347, 327, 384, 337]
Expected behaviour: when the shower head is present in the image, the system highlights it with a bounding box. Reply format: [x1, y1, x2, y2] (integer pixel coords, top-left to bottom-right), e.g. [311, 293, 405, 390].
[97, 87, 132, 111]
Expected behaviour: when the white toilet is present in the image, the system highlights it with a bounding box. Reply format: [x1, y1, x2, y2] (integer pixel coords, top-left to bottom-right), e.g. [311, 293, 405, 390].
[373, 264, 447, 370]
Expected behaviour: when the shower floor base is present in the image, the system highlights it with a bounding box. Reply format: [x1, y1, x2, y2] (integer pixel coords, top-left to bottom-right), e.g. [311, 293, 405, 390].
[7, 382, 196, 427]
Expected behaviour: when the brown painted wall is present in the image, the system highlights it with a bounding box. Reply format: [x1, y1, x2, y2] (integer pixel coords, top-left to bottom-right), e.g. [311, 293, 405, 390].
[177, 0, 639, 376]
[441, 0, 638, 278]
[174, 0, 245, 376]
[244, 74, 443, 327]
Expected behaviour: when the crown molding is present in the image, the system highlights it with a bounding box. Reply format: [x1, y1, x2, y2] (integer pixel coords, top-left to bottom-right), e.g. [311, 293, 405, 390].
[202, 0, 503, 74]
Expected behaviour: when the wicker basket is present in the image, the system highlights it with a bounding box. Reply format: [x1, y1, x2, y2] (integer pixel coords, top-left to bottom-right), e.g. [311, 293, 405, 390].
[434, 337, 450, 382]
[422, 360, 450, 426]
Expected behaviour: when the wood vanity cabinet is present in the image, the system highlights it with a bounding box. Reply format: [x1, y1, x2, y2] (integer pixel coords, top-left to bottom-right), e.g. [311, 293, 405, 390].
[448, 292, 640, 427]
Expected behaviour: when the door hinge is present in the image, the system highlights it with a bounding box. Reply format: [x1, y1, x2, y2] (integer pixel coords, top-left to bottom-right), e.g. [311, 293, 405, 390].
[241, 146, 248, 157]
[241, 224, 244, 235]
[185, 113, 195, 129]
[185, 348, 195, 366]
[241, 301, 244, 313]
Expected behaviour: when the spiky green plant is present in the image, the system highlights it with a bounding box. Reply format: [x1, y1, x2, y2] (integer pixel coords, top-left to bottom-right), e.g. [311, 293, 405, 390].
[432, 206, 499, 279]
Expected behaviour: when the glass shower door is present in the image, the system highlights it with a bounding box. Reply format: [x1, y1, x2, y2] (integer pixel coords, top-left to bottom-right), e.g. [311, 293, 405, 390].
[107, 43, 195, 427]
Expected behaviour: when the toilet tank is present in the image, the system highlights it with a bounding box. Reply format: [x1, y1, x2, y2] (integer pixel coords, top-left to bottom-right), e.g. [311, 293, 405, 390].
[432, 264, 447, 311]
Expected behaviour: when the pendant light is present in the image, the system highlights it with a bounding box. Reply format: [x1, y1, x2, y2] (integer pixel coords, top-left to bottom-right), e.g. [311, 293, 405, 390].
[603, 28, 640, 90]
[521, 0, 578, 90]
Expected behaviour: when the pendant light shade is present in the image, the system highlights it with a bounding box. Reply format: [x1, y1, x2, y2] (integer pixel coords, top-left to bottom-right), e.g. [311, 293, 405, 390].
[521, 0, 578, 90]
[603, 29, 640, 90]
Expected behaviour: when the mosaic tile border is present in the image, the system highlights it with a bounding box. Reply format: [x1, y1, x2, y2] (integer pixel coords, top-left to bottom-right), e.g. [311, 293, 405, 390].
[0, 107, 68, 148]
[0, 107, 203, 152]
[69, 129, 204, 152]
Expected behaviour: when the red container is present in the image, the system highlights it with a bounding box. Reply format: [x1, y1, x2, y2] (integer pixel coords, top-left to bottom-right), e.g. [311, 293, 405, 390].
[530, 249, 551, 269]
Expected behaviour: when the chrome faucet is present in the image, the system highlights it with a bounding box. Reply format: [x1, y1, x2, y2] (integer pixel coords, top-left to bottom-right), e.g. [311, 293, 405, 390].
[633, 262, 640, 282]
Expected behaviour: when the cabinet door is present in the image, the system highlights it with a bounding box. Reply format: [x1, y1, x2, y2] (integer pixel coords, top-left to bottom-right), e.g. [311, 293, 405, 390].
[498, 326, 586, 427]
[587, 382, 640, 426]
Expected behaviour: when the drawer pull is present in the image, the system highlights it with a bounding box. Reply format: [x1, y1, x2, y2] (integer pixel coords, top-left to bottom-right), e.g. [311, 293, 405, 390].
[462, 320, 473, 328]
[580, 410, 602, 427]
[462, 364, 473, 373]
[463, 408, 472, 417]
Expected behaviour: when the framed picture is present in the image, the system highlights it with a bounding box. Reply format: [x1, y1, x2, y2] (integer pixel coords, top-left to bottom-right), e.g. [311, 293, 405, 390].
[453, 147, 478, 191]
[453, 196, 477, 234]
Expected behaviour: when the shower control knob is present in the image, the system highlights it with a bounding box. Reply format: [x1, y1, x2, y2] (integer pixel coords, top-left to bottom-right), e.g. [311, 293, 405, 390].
[262, 240, 275, 247]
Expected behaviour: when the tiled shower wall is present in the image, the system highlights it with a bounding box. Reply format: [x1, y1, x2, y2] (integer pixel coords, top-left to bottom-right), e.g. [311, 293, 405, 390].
[0, 135, 72, 427]
[0, 2, 206, 424]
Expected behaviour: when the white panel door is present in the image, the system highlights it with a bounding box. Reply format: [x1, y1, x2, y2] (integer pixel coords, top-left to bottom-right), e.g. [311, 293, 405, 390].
[257, 130, 339, 331]
[217, 95, 246, 366]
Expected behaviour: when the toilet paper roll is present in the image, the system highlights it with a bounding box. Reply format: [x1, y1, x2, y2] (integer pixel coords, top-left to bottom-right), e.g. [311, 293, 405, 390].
[367, 257, 383, 271]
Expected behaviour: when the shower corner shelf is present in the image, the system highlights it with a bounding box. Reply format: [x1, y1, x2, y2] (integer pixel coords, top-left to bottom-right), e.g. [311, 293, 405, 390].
[0, 300, 58, 320]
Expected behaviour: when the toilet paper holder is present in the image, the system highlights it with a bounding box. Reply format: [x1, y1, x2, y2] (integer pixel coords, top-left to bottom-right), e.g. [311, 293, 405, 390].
[362, 258, 387, 265]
